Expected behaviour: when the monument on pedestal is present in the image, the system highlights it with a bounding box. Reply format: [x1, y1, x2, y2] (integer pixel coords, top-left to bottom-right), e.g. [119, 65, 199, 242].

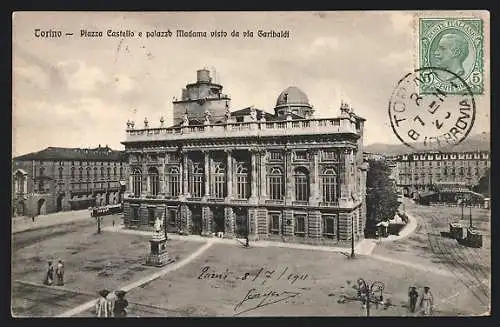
[145, 217, 175, 267]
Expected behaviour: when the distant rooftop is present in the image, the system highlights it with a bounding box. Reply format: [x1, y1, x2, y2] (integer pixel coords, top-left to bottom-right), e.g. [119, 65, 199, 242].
[14, 145, 126, 162]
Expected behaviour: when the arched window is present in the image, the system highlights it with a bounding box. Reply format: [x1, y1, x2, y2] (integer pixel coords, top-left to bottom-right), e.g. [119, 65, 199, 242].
[459, 167, 464, 176]
[321, 168, 338, 204]
[79, 167, 83, 179]
[39, 167, 45, 176]
[236, 162, 249, 199]
[119, 167, 124, 179]
[100, 167, 105, 178]
[269, 167, 284, 200]
[71, 167, 75, 179]
[113, 167, 117, 178]
[107, 167, 111, 178]
[190, 163, 204, 198]
[213, 162, 226, 199]
[58, 167, 63, 180]
[167, 167, 180, 197]
[148, 167, 159, 196]
[86, 167, 91, 180]
[294, 167, 310, 202]
[94, 167, 98, 180]
[132, 168, 142, 197]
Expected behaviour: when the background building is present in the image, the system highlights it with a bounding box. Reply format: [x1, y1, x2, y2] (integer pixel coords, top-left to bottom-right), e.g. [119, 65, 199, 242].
[12, 145, 128, 217]
[394, 151, 490, 197]
[122, 69, 368, 246]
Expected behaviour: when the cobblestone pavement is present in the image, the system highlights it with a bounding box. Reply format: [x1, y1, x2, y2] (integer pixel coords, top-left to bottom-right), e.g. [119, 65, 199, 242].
[12, 210, 93, 234]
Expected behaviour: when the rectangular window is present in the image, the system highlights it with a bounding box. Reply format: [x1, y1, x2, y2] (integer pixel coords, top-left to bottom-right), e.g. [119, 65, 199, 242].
[131, 207, 140, 223]
[148, 208, 155, 226]
[294, 214, 306, 236]
[322, 214, 336, 238]
[169, 209, 177, 226]
[322, 150, 337, 161]
[269, 151, 283, 161]
[294, 151, 308, 161]
[269, 213, 280, 234]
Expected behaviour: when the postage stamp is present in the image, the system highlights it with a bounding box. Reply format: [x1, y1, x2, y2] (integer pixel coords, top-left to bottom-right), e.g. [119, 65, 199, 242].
[388, 67, 476, 151]
[419, 18, 484, 95]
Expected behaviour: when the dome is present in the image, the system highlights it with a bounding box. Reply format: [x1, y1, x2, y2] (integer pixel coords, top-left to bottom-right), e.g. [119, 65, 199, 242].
[275, 86, 311, 107]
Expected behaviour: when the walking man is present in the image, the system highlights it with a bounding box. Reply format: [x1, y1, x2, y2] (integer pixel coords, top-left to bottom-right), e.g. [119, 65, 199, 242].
[419, 286, 434, 316]
[55, 260, 65, 286]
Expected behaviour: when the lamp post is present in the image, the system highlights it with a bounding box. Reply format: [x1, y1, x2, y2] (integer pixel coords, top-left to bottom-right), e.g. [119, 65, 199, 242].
[350, 214, 355, 258]
[468, 196, 473, 229]
[356, 278, 385, 317]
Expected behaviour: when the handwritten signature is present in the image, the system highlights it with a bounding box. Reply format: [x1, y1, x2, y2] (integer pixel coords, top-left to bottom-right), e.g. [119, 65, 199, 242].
[233, 288, 301, 315]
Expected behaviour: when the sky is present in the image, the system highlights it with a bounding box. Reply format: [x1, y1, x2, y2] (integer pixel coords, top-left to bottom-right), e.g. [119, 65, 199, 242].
[12, 11, 490, 157]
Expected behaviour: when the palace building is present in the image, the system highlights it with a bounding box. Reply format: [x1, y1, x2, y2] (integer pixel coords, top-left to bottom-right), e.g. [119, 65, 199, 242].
[122, 69, 368, 245]
[12, 145, 128, 217]
[394, 151, 490, 197]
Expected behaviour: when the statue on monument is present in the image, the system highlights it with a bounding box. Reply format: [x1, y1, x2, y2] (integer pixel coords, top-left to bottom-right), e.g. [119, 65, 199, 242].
[153, 217, 165, 239]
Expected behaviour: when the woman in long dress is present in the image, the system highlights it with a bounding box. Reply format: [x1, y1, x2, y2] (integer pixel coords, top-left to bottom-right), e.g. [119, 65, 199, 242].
[96, 290, 110, 317]
[106, 291, 118, 317]
[44, 261, 54, 286]
[419, 287, 434, 316]
[113, 290, 128, 318]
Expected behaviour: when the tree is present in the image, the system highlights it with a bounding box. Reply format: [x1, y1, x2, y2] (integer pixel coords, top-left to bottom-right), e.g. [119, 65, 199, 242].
[366, 159, 400, 226]
[474, 168, 490, 196]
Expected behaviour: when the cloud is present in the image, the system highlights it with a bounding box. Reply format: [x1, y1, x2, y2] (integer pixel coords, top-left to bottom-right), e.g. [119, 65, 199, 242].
[57, 60, 108, 92]
[13, 64, 49, 89]
[389, 12, 414, 35]
[112, 74, 137, 93]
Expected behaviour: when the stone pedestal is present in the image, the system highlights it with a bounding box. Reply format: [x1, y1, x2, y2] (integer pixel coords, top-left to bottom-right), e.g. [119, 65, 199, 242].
[145, 232, 175, 267]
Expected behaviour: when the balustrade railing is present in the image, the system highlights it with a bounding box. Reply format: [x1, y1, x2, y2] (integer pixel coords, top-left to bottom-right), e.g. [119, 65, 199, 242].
[125, 117, 358, 142]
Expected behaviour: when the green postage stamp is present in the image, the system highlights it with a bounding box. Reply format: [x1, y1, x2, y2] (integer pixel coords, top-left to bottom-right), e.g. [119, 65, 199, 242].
[419, 18, 484, 94]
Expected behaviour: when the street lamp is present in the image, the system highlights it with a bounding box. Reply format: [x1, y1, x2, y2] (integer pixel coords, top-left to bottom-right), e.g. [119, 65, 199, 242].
[356, 278, 385, 317]
[350, 215, 355, 258]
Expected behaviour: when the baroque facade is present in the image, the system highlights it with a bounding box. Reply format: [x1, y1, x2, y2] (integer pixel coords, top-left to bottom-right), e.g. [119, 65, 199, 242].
[12, 145, 128, 216]
[122, 69, 368, 245]
[394, 151, 490, 197]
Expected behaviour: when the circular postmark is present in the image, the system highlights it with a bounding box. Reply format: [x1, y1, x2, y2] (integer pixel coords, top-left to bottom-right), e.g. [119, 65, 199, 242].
[388, 67, 476, 151]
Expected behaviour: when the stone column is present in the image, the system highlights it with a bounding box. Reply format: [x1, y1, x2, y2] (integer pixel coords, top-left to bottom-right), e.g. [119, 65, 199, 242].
[285, 150, 293, 202]
[142, 158, 148, 196]
[128, 174, 133, 194]
[182, 152, 189, 197]
[260, 150, 267, 199]
[309, 149, 319, 205]
[340, 148, 350, 199]
[159, 155, 166, 196]
[226, 149, 233, 200]
[250, 149, 257, 201]
[204, 150, 210, 198]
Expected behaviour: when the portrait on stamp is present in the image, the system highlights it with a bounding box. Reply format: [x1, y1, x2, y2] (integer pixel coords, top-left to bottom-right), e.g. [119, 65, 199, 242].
[419, 18, 484, 94]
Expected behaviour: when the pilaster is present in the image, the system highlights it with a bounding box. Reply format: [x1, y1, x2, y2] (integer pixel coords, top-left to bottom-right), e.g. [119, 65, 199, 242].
[204, 150, 210, 198]
[250, 148, 258, 202]
[225, 149, 233, 201]
[285, 149, 293, 202]
[259, 150, 267, 199]
[308, 210, 321, 238]
[309, 149, 319, 205]
[202, 206, 212, 236]
[182, 152, 190, 197]
[224, 206, 235, 236]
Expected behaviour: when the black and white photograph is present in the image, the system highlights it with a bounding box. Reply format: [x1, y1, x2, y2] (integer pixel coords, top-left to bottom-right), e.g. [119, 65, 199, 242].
[11, 11, 490, 317]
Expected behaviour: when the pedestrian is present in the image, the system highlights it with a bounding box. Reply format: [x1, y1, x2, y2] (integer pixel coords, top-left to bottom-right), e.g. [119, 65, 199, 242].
[408, 286, 419, 313]
[96, 290, 110, 317]
[112, 219, 115, 228]
[43, 261, 54, 286]
[55, 260, 65, 286]
[32, 215, 35, 223]
[113, 290, 128, 317]
[419, 286, 434, 316]
[245, 234, 249, 248]
[106, 291, 118, 317]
